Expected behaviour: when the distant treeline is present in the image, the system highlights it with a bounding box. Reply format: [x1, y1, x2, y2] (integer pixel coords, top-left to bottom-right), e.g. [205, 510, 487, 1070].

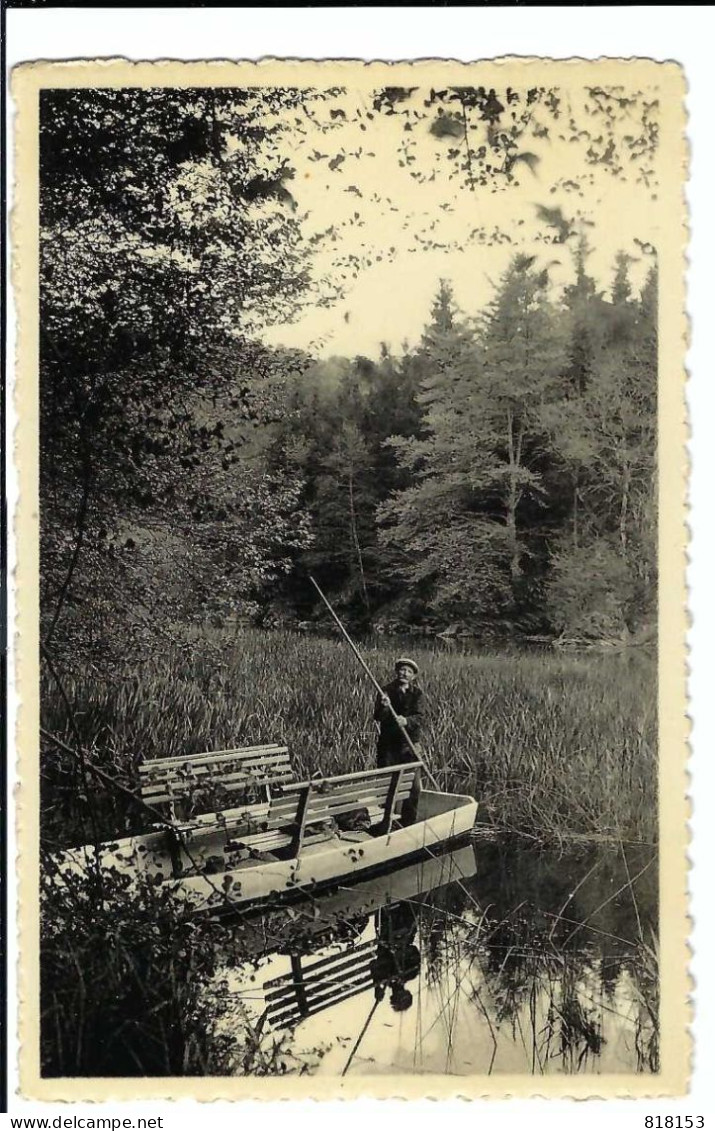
[42, 247, 656, 668]
[266, 249, 657, 643]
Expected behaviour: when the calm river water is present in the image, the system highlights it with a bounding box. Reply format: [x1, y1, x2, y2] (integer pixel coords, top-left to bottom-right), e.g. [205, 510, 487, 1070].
[204, 836, 658, 1077]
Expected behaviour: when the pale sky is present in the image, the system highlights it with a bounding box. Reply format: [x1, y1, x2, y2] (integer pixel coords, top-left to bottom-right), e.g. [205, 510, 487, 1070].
[252, 83, 660, 359]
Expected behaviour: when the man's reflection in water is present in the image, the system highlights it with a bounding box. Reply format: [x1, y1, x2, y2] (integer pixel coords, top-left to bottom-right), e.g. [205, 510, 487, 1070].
[371, 902, 421, 1012]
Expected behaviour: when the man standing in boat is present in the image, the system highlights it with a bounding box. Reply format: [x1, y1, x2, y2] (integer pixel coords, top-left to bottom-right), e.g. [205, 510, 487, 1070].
[374, 657, 423, 765]
[374, 658, 423, 822]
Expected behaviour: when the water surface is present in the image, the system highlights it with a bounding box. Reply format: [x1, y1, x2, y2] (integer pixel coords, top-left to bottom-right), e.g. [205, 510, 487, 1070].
[206, 837, 658, 1077]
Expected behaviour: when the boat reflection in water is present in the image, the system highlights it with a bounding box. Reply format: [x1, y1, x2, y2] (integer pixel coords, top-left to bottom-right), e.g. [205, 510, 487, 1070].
[206, 839, 658, 1077]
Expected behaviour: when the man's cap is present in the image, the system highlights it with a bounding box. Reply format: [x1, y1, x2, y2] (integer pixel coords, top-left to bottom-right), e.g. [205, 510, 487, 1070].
[390, 985, 414, 1013]
[395, 657, 419, 674]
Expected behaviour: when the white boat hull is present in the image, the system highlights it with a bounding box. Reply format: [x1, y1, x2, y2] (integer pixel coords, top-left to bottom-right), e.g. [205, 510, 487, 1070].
[53, 790, 478, 913]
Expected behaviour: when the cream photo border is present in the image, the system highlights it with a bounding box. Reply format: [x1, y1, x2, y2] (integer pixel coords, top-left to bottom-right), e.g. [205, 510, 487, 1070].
[12, 56, 690, 1101]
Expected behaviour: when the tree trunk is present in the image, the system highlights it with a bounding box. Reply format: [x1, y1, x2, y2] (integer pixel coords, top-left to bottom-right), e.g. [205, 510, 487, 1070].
[347, 462, 370, 611]
[505, 407, 522, 585]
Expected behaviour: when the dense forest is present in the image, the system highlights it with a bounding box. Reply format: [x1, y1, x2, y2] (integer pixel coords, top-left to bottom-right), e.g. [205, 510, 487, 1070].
[39, 83, 658, 670]
[267, 258, 657, 641]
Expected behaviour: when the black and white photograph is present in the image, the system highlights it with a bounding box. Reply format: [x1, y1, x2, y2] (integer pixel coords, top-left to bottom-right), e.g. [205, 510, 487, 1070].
[12, 56, 689, 1099]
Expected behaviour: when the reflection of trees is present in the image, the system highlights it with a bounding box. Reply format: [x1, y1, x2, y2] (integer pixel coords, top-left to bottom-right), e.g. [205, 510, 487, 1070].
[548, 965, 606, 1070]
[417, 839, 659, 1074]
[418, 881, 472, 984]
[632, 933, 659, 1073]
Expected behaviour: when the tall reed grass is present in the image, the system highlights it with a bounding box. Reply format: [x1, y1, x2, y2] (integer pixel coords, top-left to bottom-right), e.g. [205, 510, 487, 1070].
[42, 628, 657, 844]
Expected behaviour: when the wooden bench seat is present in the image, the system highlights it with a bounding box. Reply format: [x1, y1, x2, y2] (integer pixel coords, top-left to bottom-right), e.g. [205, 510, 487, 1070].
[139, 744, 294, 820]
[288, 764, 420, 835]
[263, 941, 377, 1030]
[173, 762, 422, 871]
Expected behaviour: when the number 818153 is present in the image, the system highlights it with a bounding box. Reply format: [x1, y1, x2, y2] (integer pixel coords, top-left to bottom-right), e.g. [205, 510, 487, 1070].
[645, 1119, 704, 1128]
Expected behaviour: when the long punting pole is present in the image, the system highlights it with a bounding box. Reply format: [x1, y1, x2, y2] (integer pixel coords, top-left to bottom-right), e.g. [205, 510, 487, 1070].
[308, 575, 440, 791]
[341, 996, 380, 1077]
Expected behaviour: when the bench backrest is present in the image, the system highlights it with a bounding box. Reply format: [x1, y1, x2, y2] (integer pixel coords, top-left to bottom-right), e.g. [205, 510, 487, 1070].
[174, 761, 422, 859]
[289, 763, 419, 828]
[139, 744, 294, 817]
[234, 762, 422, 849]
[263, 941, 377, 1031]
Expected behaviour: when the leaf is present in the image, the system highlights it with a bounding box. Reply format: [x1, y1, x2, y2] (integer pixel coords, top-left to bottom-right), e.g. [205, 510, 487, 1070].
[430, 114, 464, 140]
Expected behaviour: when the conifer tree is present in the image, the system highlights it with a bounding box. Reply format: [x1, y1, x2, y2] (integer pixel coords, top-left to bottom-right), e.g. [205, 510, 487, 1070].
[379, 261, 568, 627]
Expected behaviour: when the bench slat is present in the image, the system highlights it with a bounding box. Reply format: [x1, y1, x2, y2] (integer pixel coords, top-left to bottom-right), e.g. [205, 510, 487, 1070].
[141, 762, 292, 789]
[282, 763, 420, 797]
[230, 832, 292, 852]
[142, 769, 294, 802]
[268, 981, 373, 1031]
[180, 829, 293, 860]
[268, 968, 374, 1025]
[304, 784, 413, 817]
[289, 762, 420, 789]
[142, 758, 292, 780]
[266, 942, 375, 998]
[303, 776, 416, 804]
[298, 773, 417, 807]
[269, 961, 374, 1016]
[174, 801, 269, 832]
[232, 830, 293, 851]
[140, 755, 292, 783]
[139, 745, 289, 773]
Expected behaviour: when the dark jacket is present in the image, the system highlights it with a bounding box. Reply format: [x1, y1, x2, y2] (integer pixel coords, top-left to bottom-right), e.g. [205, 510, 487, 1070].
[370, 903, 421, 1006]
[374, 678, 424, 763]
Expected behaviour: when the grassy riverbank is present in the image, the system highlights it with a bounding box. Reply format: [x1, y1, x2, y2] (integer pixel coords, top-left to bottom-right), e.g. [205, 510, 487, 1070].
[42, 628, 657, 844]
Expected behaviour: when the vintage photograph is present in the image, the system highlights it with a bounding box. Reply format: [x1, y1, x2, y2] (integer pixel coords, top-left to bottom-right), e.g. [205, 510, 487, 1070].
[14, 58, 688, 1098]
